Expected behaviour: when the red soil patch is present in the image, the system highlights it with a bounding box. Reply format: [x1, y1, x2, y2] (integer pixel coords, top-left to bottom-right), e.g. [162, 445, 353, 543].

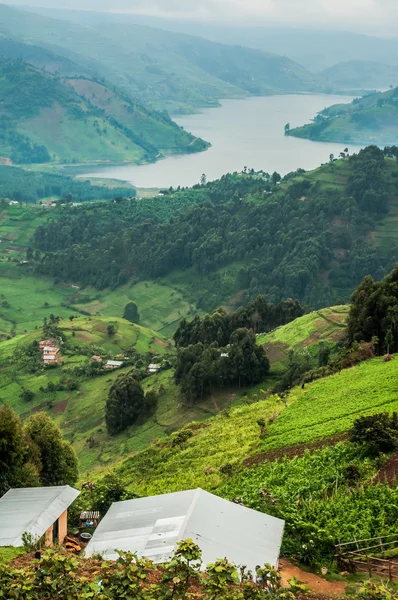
[279, 559, 346, 596]
[373, 451, 398, 486]
[154, 337, 167, 348]
[263, 342, 288, 364]
[244, 434, 349, 468]
[187, 423, 210, 431]
[52, 399, 69, 414]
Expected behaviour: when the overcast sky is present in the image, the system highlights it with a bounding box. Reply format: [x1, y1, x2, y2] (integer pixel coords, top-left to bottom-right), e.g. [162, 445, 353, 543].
[5, 0, 398, 34]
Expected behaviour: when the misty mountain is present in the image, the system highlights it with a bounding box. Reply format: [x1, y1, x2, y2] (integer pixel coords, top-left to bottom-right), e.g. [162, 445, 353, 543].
[32, 7, 398, 74]
[0, 3, 327, 113]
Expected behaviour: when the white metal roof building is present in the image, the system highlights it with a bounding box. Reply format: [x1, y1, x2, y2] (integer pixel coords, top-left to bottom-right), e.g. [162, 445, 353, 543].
[0, 486, 80, 547]
[85, 488, 284, 571]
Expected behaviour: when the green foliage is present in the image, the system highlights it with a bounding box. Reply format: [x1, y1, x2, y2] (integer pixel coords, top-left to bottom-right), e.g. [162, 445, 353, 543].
[105, 372, 154, 435]
[21, 532, 41, 552]
[35, 152, 398, 308]
[123, 301, 140, 324]
[174, 297, 304, 348]
[350, 412, 398, 455]
[348, 262, 398, 354]
[205, 558, 240, 599]
[0, 164, 135, 204]
[357, 580, 396, 600]
[221, 442, 398, 563]
[24, 411, 78, 486]
[0, 405, 40, 495]
[71, 475, 138, 523]
[175, 329, 270, 402]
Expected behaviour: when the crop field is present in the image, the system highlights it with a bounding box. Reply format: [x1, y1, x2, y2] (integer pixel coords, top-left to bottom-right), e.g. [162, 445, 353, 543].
[262, 355, 398, 452]
[78, 281, 197, 333]
[257, 305, 349, 367]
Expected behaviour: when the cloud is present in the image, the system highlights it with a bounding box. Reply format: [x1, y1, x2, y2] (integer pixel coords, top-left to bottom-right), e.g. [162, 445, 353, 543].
[5, 0, 398, 32]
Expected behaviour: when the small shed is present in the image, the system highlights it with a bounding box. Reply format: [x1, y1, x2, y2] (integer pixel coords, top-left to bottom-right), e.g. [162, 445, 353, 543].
[0, 486, 80, 547]
[105, 360, 123, 370]
[148, 363, 160, 374]
[85, 488, 284, 572]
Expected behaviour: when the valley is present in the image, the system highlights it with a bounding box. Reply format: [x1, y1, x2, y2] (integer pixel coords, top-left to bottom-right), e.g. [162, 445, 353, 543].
[1, 3, 398, 598]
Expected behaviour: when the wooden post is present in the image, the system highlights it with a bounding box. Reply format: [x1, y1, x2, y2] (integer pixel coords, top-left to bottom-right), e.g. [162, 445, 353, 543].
[45, 524, 53, 547]
[367, 556, 372, 578]
[58, 509, 68, 544]
[389, 561, 392, 582]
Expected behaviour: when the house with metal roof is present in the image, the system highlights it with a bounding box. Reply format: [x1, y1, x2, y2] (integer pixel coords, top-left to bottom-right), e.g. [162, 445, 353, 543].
[85, 488, 284, 572]
[0, 486, 80, 548]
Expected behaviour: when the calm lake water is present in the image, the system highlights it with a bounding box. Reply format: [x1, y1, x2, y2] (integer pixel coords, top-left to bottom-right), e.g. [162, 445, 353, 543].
[78, 94, 361, 188]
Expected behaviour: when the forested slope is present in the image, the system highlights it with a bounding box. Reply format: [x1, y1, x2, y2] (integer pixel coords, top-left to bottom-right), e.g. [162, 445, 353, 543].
[32, 147, 398, 309]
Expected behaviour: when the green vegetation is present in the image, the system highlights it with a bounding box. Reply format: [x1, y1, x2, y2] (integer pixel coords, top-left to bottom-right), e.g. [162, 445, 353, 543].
[288, 87, 398, 145]
[0, 166, 135, 204]
[0, 57, 207, 165]
[105, 372, 157, 435]
[0, 404, 77, 495]
[34, 148, 398, 309]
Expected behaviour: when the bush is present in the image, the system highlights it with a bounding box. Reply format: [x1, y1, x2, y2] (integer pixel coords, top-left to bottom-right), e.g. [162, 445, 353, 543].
[350, 412, 398, 455]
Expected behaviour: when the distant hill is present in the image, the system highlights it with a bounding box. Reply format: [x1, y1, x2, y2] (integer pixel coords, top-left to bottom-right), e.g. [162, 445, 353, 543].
[288, 87, 398, 145]
[31, 8, 398, 74]
[0, 33, 95, 78]
[0, 57, 207, 164]
[0, 3, 327, 112]
[319, 60, 398, 91]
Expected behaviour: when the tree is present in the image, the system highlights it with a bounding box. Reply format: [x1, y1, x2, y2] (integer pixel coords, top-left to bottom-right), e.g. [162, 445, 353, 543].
[0, 405, 37, 495]
[350, 412, 398, 455]
[271, 171, 281, 185]
[200, 173, 207, 186]
[20, 389, 34, 402]
[24, 412, 78, 486]
[284, 123, 290, 135]
[106, 372, 150, 435]
[123, 301, 140, 324]
[107, 323, 116, 336]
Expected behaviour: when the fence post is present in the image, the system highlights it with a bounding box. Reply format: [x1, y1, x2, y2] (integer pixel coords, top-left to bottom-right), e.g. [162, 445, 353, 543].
[389, 560, 392, 582]
[367, 557, 372, 578]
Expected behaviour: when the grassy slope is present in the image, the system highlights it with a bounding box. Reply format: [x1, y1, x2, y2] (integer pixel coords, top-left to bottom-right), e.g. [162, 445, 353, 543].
[257, 305, 349, 370]
[0, 59, 203, 165]
[289, 87, 398, 145]
[114, 353, 398, 496]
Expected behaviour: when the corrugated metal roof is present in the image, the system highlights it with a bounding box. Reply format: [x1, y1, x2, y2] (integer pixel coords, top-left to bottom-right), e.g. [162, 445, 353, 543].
[85, 489, 284, 571]
[0, 486, 80, 547]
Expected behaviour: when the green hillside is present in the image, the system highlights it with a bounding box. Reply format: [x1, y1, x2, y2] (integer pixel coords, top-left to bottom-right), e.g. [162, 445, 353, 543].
[319, 60, 398, 91]
[288, 87, 398, 145]
[0, 3, 328, 113]
[111, 352, 398, 494]
[0, 57, 207, 165]
[258, 305, 349, 369]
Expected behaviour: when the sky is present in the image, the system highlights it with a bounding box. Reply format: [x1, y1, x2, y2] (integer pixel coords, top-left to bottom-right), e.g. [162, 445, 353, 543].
[5, 0, 398, 34]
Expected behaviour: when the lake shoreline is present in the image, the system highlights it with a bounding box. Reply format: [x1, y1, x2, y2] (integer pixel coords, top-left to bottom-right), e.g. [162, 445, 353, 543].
[68, 94, 363, 188]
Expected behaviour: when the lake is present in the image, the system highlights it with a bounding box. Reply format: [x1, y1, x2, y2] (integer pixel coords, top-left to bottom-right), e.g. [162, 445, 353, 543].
[78, 94, 361, 188]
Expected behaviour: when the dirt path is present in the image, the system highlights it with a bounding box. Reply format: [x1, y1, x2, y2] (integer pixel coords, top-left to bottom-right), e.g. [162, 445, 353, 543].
[279, 559, 346, 596]
[211, 394, 221, 412]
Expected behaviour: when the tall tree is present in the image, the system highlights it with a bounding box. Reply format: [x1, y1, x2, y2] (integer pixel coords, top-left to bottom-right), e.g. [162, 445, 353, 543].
[24, 412, 78, 487]
[106, 372, 155, 435]
[123, 301, 140, 324]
